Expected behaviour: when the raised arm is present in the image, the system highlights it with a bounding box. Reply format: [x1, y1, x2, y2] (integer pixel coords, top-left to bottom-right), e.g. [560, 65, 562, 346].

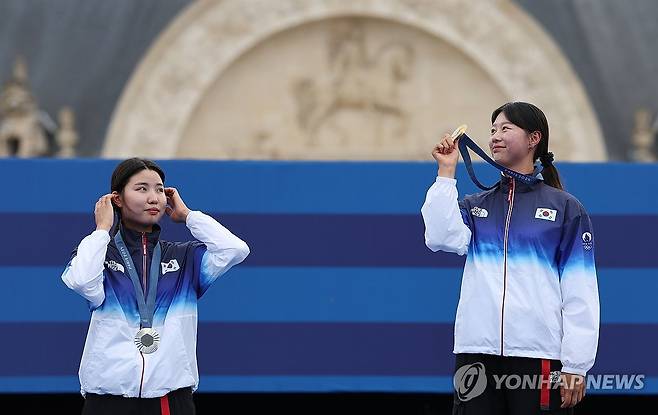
[420, 133, 471, 255]
[61, 194, 114, 308]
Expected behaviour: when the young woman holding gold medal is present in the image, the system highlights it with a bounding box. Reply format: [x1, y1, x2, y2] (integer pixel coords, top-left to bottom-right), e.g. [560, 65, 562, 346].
[62, 158, 250, 414]
[421, 102, 600, 414]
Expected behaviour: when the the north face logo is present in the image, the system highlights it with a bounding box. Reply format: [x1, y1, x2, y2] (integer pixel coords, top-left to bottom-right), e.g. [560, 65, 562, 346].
[470, 207, 488, 218]
[161, 259, 180, 275]
[105, 260, 124, 273]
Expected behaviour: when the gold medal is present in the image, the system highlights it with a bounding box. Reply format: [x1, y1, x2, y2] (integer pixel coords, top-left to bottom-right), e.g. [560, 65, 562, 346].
[451, 124, 468, 140]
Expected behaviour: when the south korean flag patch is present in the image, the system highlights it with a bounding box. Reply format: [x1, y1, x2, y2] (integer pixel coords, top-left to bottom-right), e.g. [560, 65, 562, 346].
[535, 208, 557, 222]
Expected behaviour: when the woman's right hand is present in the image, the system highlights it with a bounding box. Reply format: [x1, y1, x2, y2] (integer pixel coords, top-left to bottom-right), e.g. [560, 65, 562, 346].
[432, 133, 460, 177]
[95, 194, 115, 232]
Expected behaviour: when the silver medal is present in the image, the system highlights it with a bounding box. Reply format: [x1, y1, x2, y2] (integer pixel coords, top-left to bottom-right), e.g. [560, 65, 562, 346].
[134, 328, 160, 354]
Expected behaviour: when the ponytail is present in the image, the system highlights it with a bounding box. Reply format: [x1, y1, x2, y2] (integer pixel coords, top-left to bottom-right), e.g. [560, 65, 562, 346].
[538, 151, 563, 190]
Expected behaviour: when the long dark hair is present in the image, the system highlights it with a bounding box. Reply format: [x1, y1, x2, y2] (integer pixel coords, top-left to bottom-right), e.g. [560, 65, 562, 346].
[110, 158, 166, 216]
[491, 102, 563, 190]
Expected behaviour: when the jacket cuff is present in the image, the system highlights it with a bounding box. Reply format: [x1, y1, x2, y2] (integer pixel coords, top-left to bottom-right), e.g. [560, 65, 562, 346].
[185, 210, 202, 227]
[561, 366, 587, 377]
[436, 176, 457, 185]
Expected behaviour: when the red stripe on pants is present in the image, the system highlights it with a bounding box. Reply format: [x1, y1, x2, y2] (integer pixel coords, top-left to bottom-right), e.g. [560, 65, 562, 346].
[160, 394, 170, 415]
[540, 359, 551, 410]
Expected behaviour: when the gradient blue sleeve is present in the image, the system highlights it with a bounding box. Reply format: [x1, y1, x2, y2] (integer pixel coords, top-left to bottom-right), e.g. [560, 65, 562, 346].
[192, 244, 249, 298]
[458, 199, 473, 231]
[185, 211, 250, 298]
[557, 202, 600, 376]
[190, 244, 208, 298]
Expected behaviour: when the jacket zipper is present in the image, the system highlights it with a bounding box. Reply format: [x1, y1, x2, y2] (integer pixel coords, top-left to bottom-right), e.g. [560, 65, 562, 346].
[501, 177, 515, 355]
[142, 233, 148, 297]
[139, 232, 147, 398]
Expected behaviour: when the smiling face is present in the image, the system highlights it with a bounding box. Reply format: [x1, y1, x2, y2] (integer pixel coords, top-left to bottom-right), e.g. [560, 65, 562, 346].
[113, 169, 166, 232]
[489, 112, 540, 173]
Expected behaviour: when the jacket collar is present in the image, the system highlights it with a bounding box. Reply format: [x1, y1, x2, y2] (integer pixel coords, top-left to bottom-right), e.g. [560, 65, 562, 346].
[118, 221, 161, 253]
[498, 165, 544, 193]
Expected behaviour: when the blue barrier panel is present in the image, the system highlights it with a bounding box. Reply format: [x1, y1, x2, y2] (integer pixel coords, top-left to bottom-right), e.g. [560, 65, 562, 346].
[0, 159, 656, 394]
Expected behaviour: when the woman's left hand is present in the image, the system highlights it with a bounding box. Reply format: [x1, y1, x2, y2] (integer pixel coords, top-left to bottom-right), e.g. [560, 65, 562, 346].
[164, 187, 191, 223]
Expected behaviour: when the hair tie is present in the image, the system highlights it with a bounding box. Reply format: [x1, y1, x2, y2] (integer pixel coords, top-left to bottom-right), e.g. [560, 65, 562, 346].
[540, 152, 554, 167]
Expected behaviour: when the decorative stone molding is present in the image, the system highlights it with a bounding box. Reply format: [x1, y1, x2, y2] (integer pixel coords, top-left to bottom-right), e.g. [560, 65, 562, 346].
[104, 0, 607, 161]
[1, 57, 49, 157]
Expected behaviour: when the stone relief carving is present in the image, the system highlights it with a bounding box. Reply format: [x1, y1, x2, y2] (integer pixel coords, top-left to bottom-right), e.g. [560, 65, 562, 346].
[103, 0, 607, 161]
[293, 20, 414, 149]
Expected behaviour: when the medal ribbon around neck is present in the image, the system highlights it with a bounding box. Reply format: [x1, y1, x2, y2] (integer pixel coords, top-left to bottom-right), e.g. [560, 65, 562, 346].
[452, 124, 542, 191]
[114, 231, 162, 354]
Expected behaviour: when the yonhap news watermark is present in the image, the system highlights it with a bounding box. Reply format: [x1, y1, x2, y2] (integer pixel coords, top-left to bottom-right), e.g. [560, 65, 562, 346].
[454, 362, 645, 401]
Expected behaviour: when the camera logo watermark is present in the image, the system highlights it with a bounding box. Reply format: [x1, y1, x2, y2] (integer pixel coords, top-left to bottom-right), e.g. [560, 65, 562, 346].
[453, 362, 487, 401]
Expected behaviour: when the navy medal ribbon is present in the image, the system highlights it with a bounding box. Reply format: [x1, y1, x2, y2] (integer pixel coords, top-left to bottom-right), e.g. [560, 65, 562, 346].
[451, 125, 541, 191]
[114, 231, 162, 354]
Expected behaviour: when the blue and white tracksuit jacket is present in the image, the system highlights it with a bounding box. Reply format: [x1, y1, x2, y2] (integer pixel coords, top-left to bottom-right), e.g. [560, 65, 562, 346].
[421, 174, 600, 376]
[61, 211, 250, 398]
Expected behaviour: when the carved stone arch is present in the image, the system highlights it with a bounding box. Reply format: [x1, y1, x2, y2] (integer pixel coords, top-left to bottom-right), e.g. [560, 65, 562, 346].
[103, 0, 606, 160]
